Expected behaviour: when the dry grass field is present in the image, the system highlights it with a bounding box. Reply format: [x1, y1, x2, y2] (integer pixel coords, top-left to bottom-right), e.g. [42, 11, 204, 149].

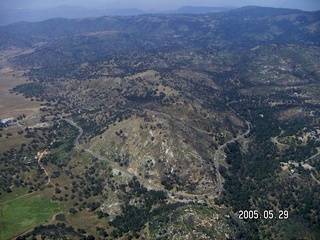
[0, 49, 40, 119]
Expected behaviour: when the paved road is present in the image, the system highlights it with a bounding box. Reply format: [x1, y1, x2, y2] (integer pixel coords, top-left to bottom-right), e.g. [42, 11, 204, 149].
[62, 119, 168, 190]
[210, 120, 251, 197]
[61, 114, 251, 202]
[305, 147, 320, 162]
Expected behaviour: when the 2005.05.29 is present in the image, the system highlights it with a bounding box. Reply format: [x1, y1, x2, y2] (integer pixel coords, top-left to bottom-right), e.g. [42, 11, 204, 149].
[238, 210, 289, 220]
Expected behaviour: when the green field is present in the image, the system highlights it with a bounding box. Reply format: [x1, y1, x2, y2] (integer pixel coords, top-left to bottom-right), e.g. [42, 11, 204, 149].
[0, 193, 60, 240]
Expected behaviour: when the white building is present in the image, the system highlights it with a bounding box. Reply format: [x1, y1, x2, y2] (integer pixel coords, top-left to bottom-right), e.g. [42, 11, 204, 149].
[0, 117, 15, 124]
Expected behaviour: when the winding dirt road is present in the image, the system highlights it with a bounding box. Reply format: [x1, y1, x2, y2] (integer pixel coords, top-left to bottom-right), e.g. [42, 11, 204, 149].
[211, 120, 251, 197]
[37, 150, 54, 186]
[61, 112, 251, 201]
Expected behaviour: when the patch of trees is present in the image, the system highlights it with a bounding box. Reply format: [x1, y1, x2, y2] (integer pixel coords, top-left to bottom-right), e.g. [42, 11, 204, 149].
[220, 142, 252, 211]
[219, 98, 320, 235]
[161, 179, 174, 190]
[96, 226, 108, 238]
[46, 122, 79, 168]
[125, 90, 165, 104]
[16, 223, 90, 240]
[86, 202, 101, 212]
[0, 147, 43, 194]
[69, 207, 78, 214]
[109, 178, 168, 237]
[12, 82, 46, 99]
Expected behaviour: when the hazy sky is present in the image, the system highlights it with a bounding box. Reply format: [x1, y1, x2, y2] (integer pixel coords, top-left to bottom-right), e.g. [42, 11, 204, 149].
[2, 0, 320, 11]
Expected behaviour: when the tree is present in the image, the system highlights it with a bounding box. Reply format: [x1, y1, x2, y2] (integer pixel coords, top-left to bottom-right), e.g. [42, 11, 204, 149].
[69, 208, 78, 214]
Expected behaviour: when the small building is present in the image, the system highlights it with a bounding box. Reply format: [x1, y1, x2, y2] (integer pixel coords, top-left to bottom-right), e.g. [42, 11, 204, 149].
[0, 117, 15, 124]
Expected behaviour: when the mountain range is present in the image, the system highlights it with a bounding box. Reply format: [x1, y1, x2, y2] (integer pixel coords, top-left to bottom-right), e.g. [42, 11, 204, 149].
[0, 5, 233, 26]
[1, 6, 319, 51]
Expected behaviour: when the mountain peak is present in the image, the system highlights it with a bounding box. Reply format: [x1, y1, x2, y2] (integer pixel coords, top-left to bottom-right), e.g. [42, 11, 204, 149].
[171, 6, 233, 14]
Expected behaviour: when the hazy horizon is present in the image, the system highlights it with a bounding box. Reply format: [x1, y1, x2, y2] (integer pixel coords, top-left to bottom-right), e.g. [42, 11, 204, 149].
[1, 0, 319, 26]
[2, 0, 320, 11]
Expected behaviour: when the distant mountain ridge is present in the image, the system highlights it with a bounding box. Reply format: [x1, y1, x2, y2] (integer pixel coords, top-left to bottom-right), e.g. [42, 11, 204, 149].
[0, 5, 231, 26]
[1, 6, 319, 44]
[169, 6, 233, 14]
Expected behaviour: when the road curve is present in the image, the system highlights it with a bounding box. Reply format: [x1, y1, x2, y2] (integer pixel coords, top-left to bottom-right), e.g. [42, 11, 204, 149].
[211, 120, 251, 197]
[61, 113, 251, 202]
[61, 119, 166, 191]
